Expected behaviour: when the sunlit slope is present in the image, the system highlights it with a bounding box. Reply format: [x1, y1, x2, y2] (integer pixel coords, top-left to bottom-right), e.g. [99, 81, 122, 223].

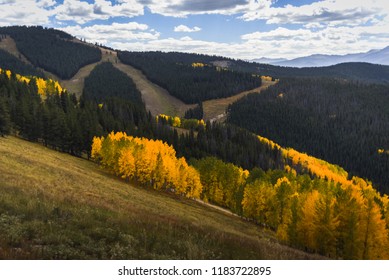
[0, 136, 321, 260]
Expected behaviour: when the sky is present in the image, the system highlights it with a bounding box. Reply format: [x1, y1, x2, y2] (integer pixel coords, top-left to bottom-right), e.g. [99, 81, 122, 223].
[1, 0, 389, 60]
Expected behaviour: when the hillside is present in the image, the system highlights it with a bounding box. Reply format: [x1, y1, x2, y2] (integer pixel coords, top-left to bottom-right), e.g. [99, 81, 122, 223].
[202, 77, 276, 122]
[115, 51, 389, 85]
[113, 61, 195, 117]
[118, 51, 262, 103]
[0, 136, 320, 260]
[0, 48, 44, 78]
[228, 77, 389, 193]
[2, 63, 389, 259]
[0, 26, 101, 80]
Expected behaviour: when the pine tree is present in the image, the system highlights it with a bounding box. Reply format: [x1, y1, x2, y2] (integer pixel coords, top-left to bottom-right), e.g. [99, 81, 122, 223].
[0, 96, 10, 136]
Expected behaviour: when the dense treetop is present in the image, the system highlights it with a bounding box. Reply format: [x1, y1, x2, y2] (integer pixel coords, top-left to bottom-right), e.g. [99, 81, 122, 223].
[83, 62, 143, 105]
[118, 51, 262, 103]
[228, 77, 389, 193]
[0, 26, 101, 79]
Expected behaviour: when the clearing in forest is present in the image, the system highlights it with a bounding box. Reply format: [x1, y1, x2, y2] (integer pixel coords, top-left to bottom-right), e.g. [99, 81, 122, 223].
[202, 79, 277, 122]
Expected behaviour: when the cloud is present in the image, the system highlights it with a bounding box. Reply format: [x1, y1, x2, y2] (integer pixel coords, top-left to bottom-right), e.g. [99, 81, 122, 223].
[174, 24, 201, 32]
[109, 18, 389, 61]
[54, 0, 144, 24]
[59, 22, 160, 46]
[170, 0, 248, 12]
[143, 0, 252, 17]
[37, 0, 56, 8]
[0, 0, 54, 26]
[241, 0, 387, 28]
[240, 23, 389, 58]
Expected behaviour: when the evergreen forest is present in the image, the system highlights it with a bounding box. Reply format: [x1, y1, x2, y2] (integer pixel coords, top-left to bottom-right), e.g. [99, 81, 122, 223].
[228, 77, 389, 193]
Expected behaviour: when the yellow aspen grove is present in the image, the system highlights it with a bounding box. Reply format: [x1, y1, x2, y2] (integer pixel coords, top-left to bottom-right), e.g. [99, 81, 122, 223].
[118, 148, 135, 180]
[298, 190, 320, 251]
[91, 132, 203, 199]
[0, 68, 64, 96]
[91, 136, 103, 160]
[358, 188, 389, 259]
[314, 185, 340, 257]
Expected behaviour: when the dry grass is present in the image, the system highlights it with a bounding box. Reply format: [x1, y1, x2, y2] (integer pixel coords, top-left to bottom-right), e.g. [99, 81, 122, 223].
[0, 136, 323, 260]
[202, 79, 277, 122]
[55, 47, 117, 97]
[0, 36, 30, 65]
[113, 63, 196, 117]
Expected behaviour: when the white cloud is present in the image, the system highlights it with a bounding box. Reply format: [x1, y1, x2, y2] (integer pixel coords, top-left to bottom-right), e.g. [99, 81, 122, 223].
[59, 22, 160, 46]
[37, 0, 56, 8]
[241, 0, 388, 28]
[1, 0, 388, 60]
[108, 18, 389, 61]
[240, 23, 389, 59]
[54, 0, 144, 24]
[174, 24, 201, 32]
[0, 0, 54, 26]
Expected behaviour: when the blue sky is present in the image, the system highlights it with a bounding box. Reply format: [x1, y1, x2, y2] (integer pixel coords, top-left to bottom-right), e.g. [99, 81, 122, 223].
[1, 0, 389, 59]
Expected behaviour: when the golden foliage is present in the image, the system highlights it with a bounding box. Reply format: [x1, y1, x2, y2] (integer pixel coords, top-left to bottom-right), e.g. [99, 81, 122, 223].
[261, 76, 273, 81]
[191, 62, 206, 68]
[91, 132, 203, 199]
[0, 68, 64, 96]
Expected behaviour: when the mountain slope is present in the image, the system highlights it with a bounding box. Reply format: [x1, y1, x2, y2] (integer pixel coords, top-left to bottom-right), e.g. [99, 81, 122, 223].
[227, 77, 389, 193]
[0, 26, 101, 79]
[0, 136, 321, 260]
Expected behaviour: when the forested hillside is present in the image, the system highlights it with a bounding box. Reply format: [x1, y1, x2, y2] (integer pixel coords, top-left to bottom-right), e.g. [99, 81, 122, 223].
[118, 51, 262, 103]
[228, 77, 389, 193]
[118, 51, 389, 84]
[256, 62, 389, 84]
[83, 62, 143, 105]
[2, 66, 389, 259]
[0, 26, 101, 79]
[2, 26, 389, 260]
[0, 67, 282, 171]
[0, 68, 152, 156]
[0, 48, 44, 78]
[92, 131, 389, 259]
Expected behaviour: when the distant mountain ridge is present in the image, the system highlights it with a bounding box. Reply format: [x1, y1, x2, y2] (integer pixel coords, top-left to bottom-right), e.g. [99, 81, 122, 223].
[254, 46, 389, 67]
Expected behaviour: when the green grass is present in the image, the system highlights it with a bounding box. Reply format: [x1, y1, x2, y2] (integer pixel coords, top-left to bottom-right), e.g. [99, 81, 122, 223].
[0, 136, 323, 260]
